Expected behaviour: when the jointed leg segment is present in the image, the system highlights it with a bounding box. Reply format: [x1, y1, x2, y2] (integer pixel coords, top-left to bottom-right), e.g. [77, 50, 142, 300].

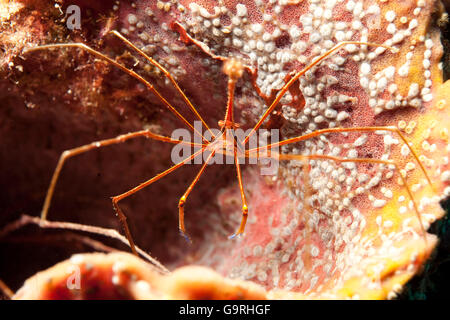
[229, 148, 248, 239]
[111, 147, 206, 253]
[24, 43, 209, 143]
[178, 148, 218, 242]
[40, 126, 204, 255]
[41, 129, 201, 221]
[243, 41, 397, 145]
[277, 153, 427, 244]
[247, 126, 434, 192]
[109, 30, 216, 140]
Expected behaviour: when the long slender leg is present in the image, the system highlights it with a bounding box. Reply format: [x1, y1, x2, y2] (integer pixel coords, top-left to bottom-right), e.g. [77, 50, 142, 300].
[0, 278, 13, 299]
[276, 153, 427, 245]
[23, 43, 209, 143]
[41, 129, 202, 221]
[112, 147, 206, 254]
[178, 148, 218, 242]
[229, 147, 248, 239]
[246, 126, 434, 192]
[243, 41, 396, 145]
[109, 30, 216, 139]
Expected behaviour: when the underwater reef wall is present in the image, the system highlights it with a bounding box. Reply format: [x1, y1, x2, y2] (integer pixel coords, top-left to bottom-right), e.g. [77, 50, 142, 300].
[0, 0, 449, 299]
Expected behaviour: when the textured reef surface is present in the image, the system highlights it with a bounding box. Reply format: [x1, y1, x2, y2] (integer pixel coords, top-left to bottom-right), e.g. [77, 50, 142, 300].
[0, 0, 449, 299]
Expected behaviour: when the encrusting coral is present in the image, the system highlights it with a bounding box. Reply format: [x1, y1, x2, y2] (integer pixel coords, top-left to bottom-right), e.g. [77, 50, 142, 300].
[13, 251, 271, 300]
[0, 0, 449, 299]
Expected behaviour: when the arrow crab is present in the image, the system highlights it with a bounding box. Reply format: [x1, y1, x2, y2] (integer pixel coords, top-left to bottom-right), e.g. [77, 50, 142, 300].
[1, 0, 449, 299]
